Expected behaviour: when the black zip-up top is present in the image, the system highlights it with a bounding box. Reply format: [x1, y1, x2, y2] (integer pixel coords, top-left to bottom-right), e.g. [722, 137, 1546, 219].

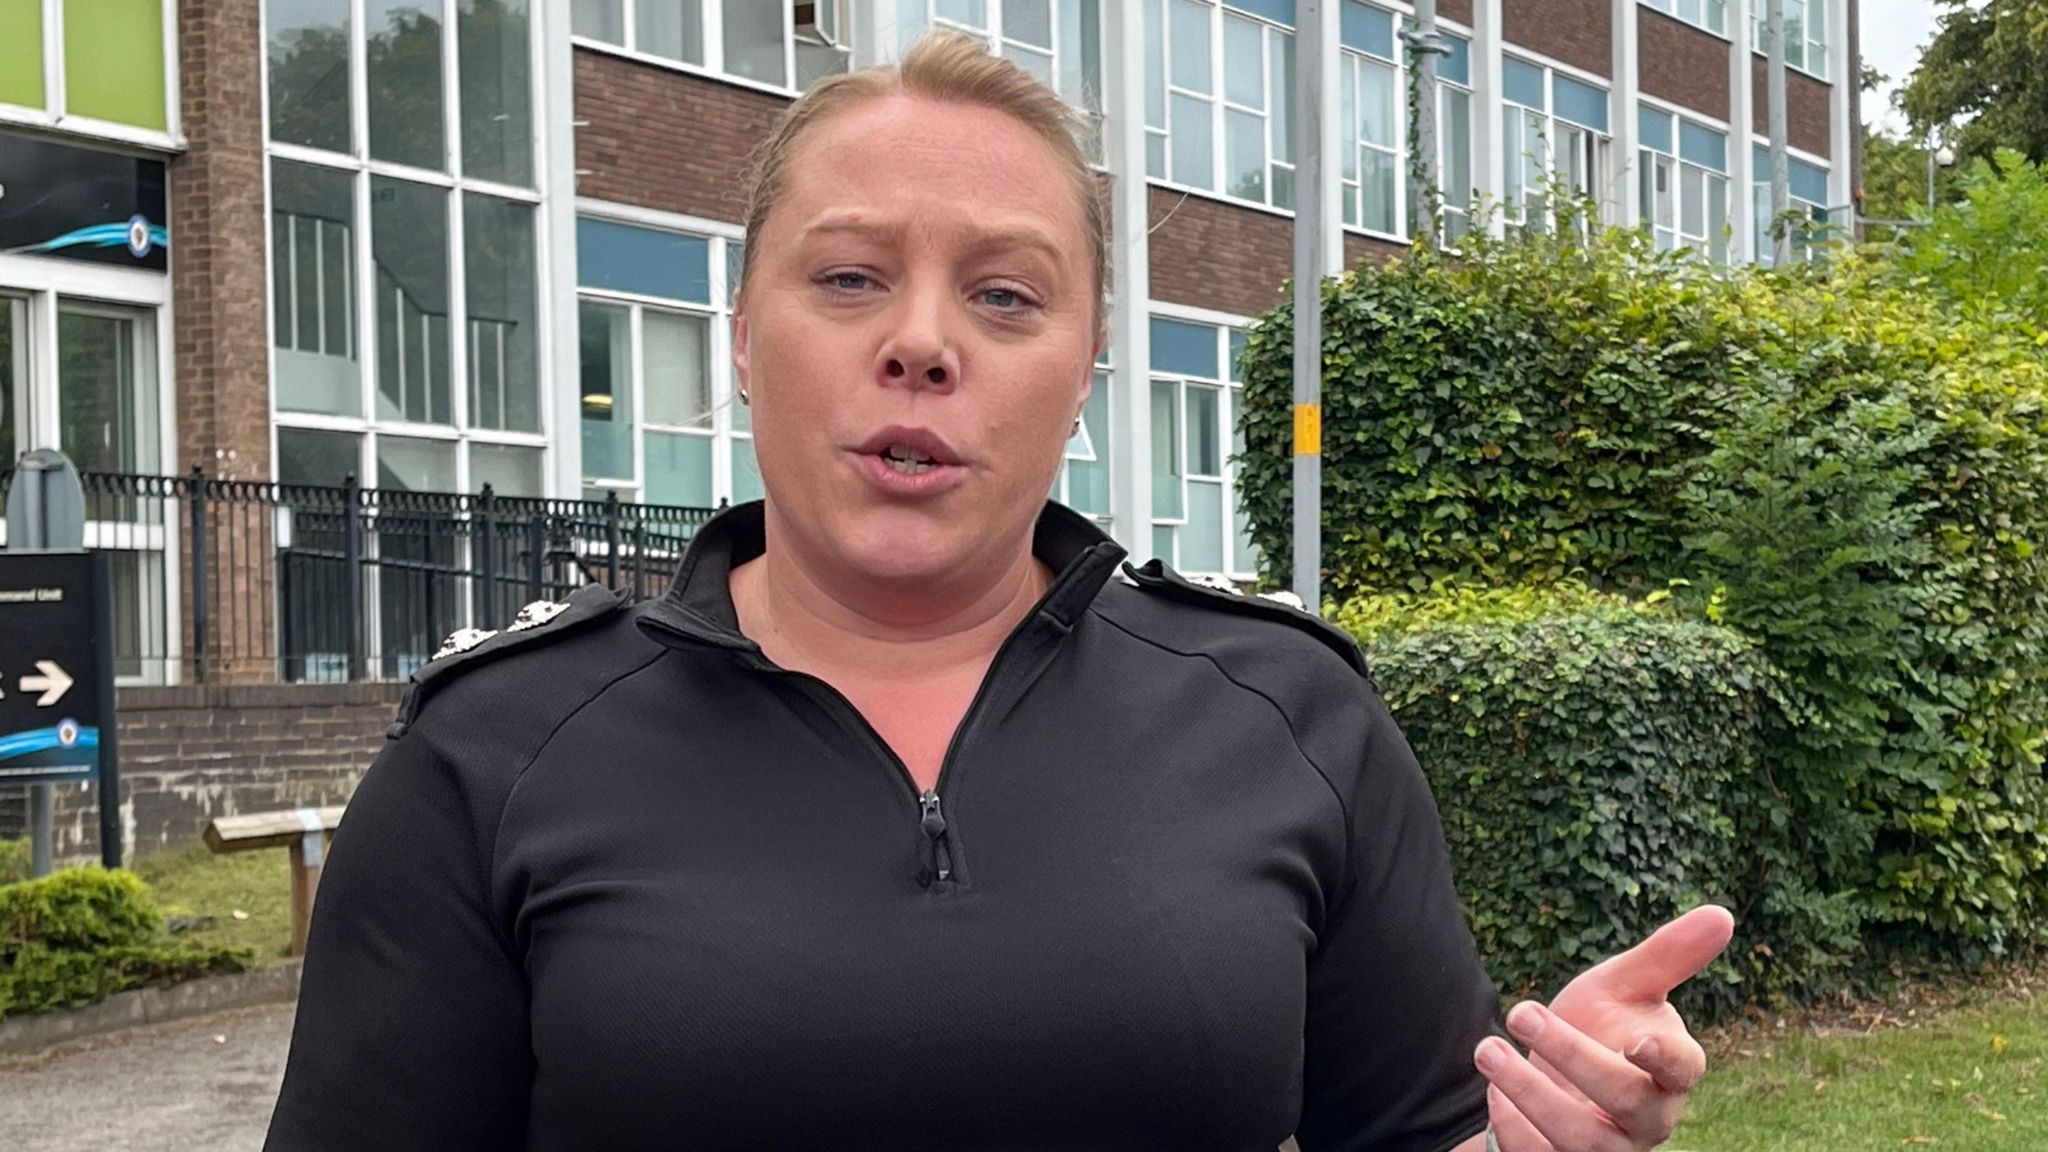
[265, 501, 1505, 1152]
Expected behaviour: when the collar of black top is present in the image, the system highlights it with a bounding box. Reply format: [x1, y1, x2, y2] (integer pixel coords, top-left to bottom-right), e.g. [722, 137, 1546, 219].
[639, 500, 1130, 652]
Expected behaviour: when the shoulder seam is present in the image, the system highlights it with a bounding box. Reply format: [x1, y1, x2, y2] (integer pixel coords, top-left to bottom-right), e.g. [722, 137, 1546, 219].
[481, 645, 675, 930]
[1088, 606, 1356, 887]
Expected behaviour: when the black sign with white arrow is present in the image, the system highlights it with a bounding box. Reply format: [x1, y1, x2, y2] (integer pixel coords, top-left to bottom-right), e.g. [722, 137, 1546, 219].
[0, 551, 106, 785]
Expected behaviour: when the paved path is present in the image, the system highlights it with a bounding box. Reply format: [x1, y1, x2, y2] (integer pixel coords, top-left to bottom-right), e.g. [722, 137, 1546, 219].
[0, 1001, 294, 1152]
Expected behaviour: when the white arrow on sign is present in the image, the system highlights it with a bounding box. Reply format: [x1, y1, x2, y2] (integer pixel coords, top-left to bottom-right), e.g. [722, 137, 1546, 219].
[21, 661, 73, 707]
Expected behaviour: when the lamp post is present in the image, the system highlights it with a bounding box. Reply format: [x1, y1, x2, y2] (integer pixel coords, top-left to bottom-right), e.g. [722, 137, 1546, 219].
[1926, 135, 1956, 216]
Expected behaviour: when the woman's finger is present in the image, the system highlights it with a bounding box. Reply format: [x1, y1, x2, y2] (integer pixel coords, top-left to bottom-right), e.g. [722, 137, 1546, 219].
[1487, 1083, 1556, 1152]
[1623, 1029, 1710, 1095]
[1506, 1002, 1663, 1124]
[1476, 1037, 1633, 1152]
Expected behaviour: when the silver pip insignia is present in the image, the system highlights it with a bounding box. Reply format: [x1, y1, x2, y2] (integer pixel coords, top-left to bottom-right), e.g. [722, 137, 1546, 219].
[432, 627, 497, 660]
[506, 599, 570, 633]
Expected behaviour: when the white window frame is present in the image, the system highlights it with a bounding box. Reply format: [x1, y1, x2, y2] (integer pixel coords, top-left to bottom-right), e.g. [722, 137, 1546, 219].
[1053, 350, 1114, 523]
[1750, 0, 1829, 81]
[1640, 0, 1728, 37]
[1146, 0, 1296, 215]
[1638, 103, 1730, 262]
[262, 0, 556, 502]
[1148, 308, 1256, 582]
[1501, 54, 1613, 234]
[569, 0, 855, 99]
[1750, 155, 1835, 266]
[0, 0, 183, 151]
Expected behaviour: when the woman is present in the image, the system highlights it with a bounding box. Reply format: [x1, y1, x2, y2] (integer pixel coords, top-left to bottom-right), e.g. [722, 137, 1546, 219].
[265, 33, 1732, 1152]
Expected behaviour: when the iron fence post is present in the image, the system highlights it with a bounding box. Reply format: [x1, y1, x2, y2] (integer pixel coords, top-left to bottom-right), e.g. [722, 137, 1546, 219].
[188, 465, 209, 684]
[526, 513, 545, 603]
[632, 518, 647, 599]
[476, 484, 497, 628]
[604, 491, 621, 589]
[343, 473, 364, 682]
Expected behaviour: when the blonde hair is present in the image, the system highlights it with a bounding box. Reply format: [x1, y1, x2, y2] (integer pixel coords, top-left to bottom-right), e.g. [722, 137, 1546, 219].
[739, 31, 1110, 329]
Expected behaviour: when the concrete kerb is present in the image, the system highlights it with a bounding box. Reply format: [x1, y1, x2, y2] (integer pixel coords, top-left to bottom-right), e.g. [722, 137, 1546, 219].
[0, 960, 302, 1054]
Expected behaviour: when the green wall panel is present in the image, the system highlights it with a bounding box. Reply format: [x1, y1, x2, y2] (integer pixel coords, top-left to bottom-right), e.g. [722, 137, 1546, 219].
[64, 0, 167, 130]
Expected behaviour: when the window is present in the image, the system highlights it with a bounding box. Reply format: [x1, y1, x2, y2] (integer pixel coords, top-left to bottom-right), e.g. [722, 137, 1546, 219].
[1638, 107, 1728, 261]
[1641, 0, 1727, 37]
[1425, 31, 1476, 243]
[266, 0, 543, 494]
[570, 0, 855, 92]
[1053, 345, 1113, 519]
[1502, 57, 1611, 233]
[1751, 146, 1833, 264]
[1150, 316, 1256, 579]
[576, 217, 748, 508]
[1339, 2, 1398, 234]
[1145, 0, 1295, 211]
[1751, 0, 1828, 80]
[2, 0, 172, 132]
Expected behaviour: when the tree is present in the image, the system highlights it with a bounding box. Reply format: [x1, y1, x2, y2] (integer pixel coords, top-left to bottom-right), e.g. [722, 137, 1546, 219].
[1857, 65, 1960, 228]
[1895, 148, 2048, 331]
[1899, 0, 2048, 167]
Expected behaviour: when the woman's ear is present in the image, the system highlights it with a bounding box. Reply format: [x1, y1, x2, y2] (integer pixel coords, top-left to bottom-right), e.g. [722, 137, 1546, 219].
[731, 309, 751, 396]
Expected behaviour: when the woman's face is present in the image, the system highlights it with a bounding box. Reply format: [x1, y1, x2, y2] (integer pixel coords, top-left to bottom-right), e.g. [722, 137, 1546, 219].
[734, 94, 1100, 596]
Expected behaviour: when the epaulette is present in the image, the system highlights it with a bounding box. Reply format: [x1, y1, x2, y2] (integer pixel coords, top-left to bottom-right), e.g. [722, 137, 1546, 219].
[388, 583, 633, 735]
[1121, 559, 1369, 679]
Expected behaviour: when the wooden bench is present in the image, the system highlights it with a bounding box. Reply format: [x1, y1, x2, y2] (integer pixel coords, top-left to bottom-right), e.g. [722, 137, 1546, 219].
[202, 806, 345, 957]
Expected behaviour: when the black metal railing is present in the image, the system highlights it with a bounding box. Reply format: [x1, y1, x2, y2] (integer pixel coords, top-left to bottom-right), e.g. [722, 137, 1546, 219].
[0, 468, 717, 685]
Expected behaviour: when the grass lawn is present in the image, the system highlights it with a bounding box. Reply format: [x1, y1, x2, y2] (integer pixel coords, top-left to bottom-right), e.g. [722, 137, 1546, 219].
[1674, 989, 2045, 1151]
[131, 841, 297, 966]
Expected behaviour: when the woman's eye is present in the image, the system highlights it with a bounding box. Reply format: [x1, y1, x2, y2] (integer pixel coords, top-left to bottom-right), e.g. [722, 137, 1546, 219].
[980, 286, 1031, 310]
[822, 271, 871, 292]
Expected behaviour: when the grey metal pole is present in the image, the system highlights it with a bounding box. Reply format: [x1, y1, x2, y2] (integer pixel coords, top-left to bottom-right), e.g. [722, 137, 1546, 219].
[1292, 0, 1327, 613]
[1407, 0, 1442, 241]
[1766, 0, 1791, 264]
[19, 464, 52, 877]
[1925, 133, 1935, 216]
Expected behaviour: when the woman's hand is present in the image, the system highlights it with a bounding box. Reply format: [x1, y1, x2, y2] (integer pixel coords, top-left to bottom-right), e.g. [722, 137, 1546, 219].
[1475, 906, 1736, 1151]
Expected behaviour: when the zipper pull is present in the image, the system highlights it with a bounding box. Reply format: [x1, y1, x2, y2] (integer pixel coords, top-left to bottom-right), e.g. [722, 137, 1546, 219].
[919, 791, 953, 883]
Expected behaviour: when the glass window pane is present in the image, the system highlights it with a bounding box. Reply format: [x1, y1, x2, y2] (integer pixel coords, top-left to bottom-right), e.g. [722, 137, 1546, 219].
[269, 0, 352, 150]
[366, 0, 446, 170]
[577, 217, 712, 302]
[723, 0, 787, 87]
[1272, 162, 1294, 210]
[1340, 0, 1394, 58]
[1707, 174, 1729, 262]
[277, 427, 362, 488]
[1681, 165, 1706, 238]
[1152, 524, 1176, 565]
[1187, 384, 1221, 475]
[470, 442, 542, 497]
[272, 160, 361, 416]
[1170, 93, 1213, 188]
[1150, 317, 1219, 377]
[1225, 109, 1267, 202]
[1224, 15, 1264, 108]
[1169, 0, 1211, 92]
[57, 308, 157, 474]
[1655, 157, 1676, 229]
[638, 0, 706, 63]
[938, 0, 987, 27]
[464, 194, 539, 432]
[1359, 58, 1394, 147]
[1005, 0, 1053, 46]
[372, 177, 452, 425]
[1444, 88, 1471, 212]
[461, 0, 534, 185]
[1, 0, 44, 108]
[377, 434, 457, 493]
[1145, 0, 1166, 128]
[731, 436, 765, 502]
[1362, 149, 1397, 233]
[579, 301, 633, 482]
[1062, 370, 1111, 516]
[795, 0, 852, 89]
[642, 310, 711, 428]
[64, 0, 166, 129]
[1182, 480, 1224, 572]
[1552, 75, 1608, 132]
[1503, 57, 1545, 110]
[1059, 0, 1101, 112]
[645, 431, 714, 506]
[1147, 131, 1167, 178]
[1270, 31, 1292, 162]
[1151, 378, 1182, 519]
[571, 0, 624, 41]
[1228, 329, 1247, 382]
[0, 298, 19, 459]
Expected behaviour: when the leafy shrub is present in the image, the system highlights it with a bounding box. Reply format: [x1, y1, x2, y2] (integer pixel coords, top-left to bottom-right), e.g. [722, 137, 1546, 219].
[1240, 220, 2048, 954]
[0, 867, 248, 1018]
[1346, 585, 1858, 1015]
[0, 838, 28, 886]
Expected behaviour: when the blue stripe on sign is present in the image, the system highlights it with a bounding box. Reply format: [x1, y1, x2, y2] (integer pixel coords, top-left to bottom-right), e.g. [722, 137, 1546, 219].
[1340, 0, 1394, 58]
[1552, 75, 1609, 131]
[0, 725, 100, 761]
[1638, 106, 1674, 154]
[1679, 120, 1727, 172]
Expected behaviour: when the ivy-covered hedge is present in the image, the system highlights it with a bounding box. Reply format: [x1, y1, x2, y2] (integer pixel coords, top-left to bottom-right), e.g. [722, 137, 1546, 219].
[0, 867, 248, 1018]
[1239, 220, 2048, 956]
[1341, 584, 1855, 1016]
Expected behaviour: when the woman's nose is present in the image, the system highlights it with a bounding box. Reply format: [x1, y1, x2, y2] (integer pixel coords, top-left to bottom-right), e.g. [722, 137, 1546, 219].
[876, 289, 960, 393]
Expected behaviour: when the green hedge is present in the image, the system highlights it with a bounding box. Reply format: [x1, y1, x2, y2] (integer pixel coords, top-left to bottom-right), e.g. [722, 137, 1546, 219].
[0, 838, 27, 887]
[0, 867, 248, 1018]
[1342, 584, 1858, 1015]
[1240, 221, 2048, 953]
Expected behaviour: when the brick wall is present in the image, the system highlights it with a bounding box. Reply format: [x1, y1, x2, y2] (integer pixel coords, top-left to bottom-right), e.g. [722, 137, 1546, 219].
[1147, 187, 1293, 320]
[1439, 0, 1473, 25]
[1503, 0, 1612, 77]
[575, 48, 790, 224]
[1750, 55, 1834, 158]
[0, 683, 404, 864]
[172, 0, 271, 483]
[1639, 8, 1731, 119]
[1342, 230, 1405, 273]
